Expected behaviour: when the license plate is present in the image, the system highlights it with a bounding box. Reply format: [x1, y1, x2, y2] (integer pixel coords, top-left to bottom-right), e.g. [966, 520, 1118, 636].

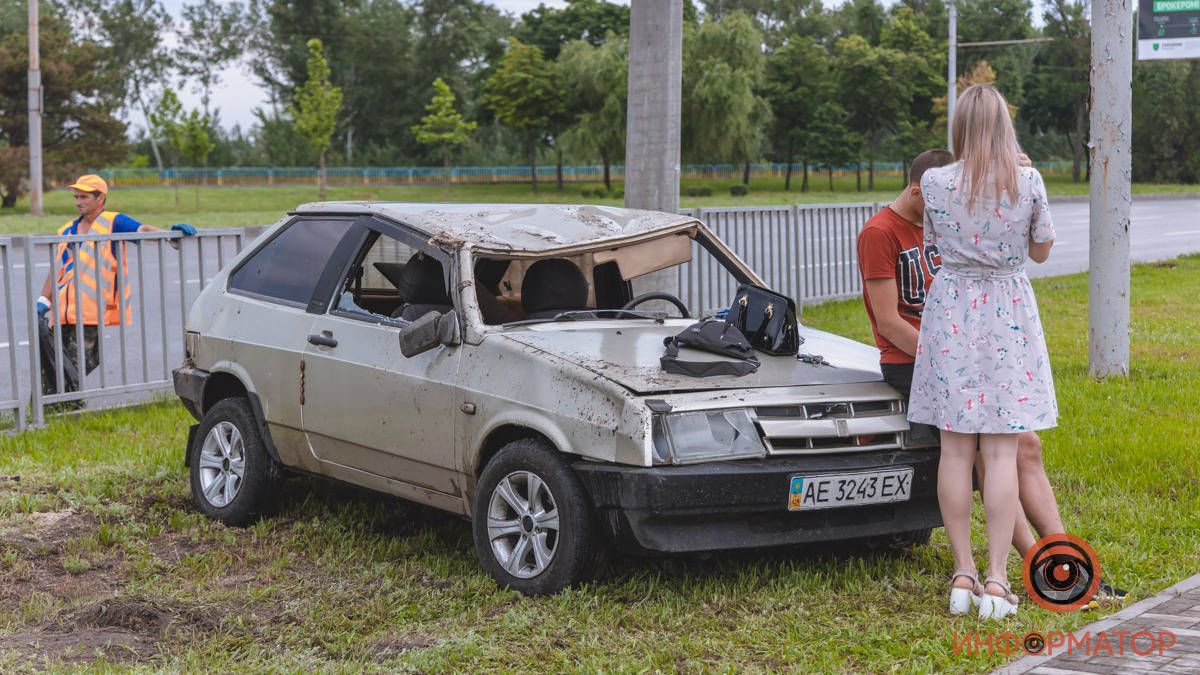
[787, 468, 913, 511]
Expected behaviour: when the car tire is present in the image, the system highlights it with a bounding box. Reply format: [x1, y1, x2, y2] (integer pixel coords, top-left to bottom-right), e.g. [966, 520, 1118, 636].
[188, 397, 281, 526]
[472, 438, 608, 595]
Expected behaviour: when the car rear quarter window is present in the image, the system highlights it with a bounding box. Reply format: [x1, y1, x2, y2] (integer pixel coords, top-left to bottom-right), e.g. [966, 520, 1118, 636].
[229, 218, 350, 307]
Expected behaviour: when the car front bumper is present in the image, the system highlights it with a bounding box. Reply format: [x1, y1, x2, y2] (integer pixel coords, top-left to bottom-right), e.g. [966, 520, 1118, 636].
[173, 365, 207, 421]
[573, 449, 941, 555]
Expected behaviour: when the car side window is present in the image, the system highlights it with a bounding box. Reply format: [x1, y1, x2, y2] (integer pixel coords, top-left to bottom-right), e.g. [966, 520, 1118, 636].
[333, 229, 452, 323]
[229, 218, 350, 307]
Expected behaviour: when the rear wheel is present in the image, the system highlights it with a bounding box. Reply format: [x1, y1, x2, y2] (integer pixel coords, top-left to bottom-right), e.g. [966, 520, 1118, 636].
[188, 397, 280, 526]
[472, 438, 607, 595]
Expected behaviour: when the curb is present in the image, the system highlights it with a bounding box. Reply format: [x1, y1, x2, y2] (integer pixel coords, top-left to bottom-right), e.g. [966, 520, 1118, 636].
[994, 572, 1200, 674]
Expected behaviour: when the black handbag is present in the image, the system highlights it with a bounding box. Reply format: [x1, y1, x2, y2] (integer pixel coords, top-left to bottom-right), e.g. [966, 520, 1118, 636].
[661, 319, 760, 377]
[726, 283, 801, 356]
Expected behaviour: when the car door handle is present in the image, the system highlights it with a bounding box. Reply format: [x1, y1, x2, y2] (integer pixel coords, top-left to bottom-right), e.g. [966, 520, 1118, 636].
[307, 333, 338, 348]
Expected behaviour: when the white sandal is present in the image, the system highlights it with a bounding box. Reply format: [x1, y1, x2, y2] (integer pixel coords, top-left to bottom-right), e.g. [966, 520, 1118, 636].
[979, 577, 1019, 619]
[949, 570, 983, 616]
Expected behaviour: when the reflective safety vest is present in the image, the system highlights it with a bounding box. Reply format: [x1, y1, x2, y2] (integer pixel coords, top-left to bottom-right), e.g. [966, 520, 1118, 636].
[54, 211, 132, 326]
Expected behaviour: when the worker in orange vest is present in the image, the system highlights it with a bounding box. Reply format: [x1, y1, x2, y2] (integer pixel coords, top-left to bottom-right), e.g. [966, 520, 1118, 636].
[37, 174, 196, 397]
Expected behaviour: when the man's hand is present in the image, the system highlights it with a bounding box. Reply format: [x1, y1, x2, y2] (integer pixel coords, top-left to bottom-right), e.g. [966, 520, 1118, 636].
[36, 295, 51, 320]
[170, 223, 197, 236]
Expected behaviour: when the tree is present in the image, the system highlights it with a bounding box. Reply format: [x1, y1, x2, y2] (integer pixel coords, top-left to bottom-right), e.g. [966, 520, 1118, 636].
[411, 78, 477, 191]
[152, 88, 215, 204]
[83, 0, 174, 172]
[482, 38, 562, 193]
[833, 34, 918, 190]
[514, 0, 630, 59]
[557, 34, 627, 191]
[0, 10, 127, 207]
[765, 37, 830, 191]
[1024, 0, 1089, 182]
[701, 0, 830, 48]
[808, 102, 860, 191]
[177, 0, 248, 120]
[291, 39, 344, 200]
[682, 12, 772, 184]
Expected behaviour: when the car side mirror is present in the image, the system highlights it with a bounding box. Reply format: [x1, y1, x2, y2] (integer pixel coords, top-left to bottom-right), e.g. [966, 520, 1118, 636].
[399, 310, 460, 357]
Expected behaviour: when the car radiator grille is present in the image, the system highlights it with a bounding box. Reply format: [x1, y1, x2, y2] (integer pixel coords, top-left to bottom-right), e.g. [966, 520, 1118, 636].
[753, 400, 907, 455]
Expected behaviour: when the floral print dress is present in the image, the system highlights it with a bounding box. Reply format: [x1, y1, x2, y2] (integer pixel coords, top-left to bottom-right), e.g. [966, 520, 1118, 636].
[907, 162, 1058, 433]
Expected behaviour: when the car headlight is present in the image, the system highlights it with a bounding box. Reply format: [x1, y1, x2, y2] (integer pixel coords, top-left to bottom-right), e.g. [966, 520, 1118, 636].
[651, 408, 767, 465]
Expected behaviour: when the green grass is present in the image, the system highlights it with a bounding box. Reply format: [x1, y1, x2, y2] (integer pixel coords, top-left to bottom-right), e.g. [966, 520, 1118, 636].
[1, 258, 1198, 671]
[0, 174, 1195, 235]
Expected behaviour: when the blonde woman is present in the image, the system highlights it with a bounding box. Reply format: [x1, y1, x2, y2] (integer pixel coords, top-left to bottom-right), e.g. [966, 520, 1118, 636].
[908, 85, 1057, 620]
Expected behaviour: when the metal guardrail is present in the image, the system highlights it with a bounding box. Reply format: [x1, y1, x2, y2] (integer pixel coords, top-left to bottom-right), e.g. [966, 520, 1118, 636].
[678, 203, 879, 315]
[1, 229, 245, 431]
[1, 204, 878, 431]
[0, 238, 25, 430]
[89, 161, 1076, 188]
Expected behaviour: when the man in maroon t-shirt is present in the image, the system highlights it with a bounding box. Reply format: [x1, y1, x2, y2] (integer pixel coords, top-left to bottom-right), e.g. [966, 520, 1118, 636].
[856, 150, 1090, 578]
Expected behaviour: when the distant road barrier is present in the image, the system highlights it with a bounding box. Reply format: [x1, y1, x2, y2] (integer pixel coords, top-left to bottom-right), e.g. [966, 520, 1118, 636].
[0, 202, 883, 431]
[91, 161, 1076, 189]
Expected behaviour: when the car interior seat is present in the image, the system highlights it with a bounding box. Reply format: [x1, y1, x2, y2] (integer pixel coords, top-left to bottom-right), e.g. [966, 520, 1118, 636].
[474, 258, 519, 324]
[521, 259, 589, 320]
[392, 252, 452, 321]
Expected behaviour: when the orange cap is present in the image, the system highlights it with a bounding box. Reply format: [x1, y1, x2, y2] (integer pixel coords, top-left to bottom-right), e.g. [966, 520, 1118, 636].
[67, 174, 108, 195]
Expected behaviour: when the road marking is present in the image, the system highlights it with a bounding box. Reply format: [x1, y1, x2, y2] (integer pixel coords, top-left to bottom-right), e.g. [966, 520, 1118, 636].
[0, 341, 29, 348]
[1164, 230, 1200, 237]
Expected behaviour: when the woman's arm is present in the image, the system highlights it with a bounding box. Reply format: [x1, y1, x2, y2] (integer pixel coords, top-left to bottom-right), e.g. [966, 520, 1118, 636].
[1029, 237, 1053, 263]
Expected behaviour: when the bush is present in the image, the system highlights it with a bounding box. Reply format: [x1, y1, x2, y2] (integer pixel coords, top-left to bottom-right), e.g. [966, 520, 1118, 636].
[614, 189, 623, 198]
[580, 189, 594, 198]
[685, 186, 713, 197]
[729, 184, 750, 197]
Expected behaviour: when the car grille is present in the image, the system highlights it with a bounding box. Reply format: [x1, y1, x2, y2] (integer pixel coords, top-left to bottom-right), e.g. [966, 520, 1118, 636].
[753, 400, 906, 455]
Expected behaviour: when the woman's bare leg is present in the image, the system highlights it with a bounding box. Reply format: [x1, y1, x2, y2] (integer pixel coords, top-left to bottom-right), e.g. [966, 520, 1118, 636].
[939, 430, 979, 584]
[1016, 432, 1065, 548]
[978, 433, 1021, 587]
[975, 455, 1040, 555]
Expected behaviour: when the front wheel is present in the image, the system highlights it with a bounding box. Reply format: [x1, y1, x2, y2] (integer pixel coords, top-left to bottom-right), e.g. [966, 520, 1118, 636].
[188, 397, 281, 526]
[472, 439, 608, 595]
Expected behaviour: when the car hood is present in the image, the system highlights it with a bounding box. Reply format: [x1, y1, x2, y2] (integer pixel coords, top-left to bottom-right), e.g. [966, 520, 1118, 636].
[500, 321, 883, 395]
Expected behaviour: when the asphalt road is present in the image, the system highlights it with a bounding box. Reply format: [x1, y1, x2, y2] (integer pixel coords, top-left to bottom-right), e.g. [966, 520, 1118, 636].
[1, 197, 1197, 421]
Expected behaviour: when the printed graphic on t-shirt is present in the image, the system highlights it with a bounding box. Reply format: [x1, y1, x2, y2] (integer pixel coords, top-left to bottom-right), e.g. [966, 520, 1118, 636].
[897, 243, 940, 309]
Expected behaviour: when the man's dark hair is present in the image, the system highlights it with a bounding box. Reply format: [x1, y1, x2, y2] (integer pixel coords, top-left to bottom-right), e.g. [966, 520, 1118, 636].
[909, 149, 954, 186]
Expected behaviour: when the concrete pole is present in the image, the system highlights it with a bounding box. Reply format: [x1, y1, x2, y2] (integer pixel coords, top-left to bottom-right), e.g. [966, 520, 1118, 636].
[624, 0, 682, 214]
[1088, 0, 1132, 379]
[28, 0, 44, 216]
[947, 0, 957, 153]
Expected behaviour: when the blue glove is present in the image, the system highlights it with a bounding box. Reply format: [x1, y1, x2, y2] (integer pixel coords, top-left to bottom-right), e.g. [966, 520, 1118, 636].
[37, 295, 51, 319]
[171, 223, 197, 236]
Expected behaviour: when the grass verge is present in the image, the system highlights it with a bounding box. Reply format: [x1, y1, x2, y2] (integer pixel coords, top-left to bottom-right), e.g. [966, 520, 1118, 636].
[1, 257, 1198, 672]
[1, 174, 1196, 235]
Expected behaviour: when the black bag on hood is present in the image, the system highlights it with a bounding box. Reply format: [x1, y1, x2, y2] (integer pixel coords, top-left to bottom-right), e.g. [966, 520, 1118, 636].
[726, 283, 801, 356]
[661, 319, 760, 378]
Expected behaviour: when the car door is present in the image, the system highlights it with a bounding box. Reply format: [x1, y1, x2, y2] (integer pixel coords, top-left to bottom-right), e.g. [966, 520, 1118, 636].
[300, 219, 462, 497]
[222, 216, 361, 467]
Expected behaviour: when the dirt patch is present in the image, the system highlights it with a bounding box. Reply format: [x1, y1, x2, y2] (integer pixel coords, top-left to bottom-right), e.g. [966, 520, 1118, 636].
[360, 633, 441, 661]
[0, 626, 160, 666]
[0, 599, 174, 666]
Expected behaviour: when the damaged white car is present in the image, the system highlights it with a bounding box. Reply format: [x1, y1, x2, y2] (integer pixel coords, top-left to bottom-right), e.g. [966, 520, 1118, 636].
[174, 203, 939, 595]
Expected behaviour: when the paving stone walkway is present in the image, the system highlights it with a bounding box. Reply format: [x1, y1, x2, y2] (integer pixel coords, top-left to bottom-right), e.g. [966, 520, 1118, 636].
[996, 573, 1200, 674]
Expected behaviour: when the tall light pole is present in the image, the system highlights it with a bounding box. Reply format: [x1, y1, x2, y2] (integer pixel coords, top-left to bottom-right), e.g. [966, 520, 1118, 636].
[28, 0, 44, 216]
[624, 0, 682, 214]
[1088, 0, 1132, 378]
[947, 0, 957, 152]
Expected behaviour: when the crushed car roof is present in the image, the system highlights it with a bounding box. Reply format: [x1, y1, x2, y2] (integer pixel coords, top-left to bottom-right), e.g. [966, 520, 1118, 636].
[293, 202, 698, 252]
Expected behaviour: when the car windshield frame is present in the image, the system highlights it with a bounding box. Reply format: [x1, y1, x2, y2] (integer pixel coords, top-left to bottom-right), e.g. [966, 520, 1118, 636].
[476, 225, 760, 328]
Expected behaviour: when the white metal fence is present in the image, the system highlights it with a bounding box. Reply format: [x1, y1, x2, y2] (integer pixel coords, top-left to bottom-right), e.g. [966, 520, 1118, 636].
[1, 204, 879, 431]
[1, 230, 246, 431]
[678, 203, 879, 315]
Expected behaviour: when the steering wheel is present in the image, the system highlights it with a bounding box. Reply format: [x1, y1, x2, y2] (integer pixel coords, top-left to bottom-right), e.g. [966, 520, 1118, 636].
[621, 292, 690, 319]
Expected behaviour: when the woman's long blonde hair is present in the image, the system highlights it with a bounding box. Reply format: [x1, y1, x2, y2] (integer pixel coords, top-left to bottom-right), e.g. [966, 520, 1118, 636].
[951, 84, 1020, 211]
